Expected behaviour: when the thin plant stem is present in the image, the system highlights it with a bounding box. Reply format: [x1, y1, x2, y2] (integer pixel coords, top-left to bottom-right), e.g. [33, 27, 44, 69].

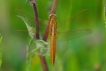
[30, 0, 49, 71]
[26, 39, 33, 71]
[30, 0, 39, 39]
[51, 0, 58, 14]
[0, 35, 2, 71]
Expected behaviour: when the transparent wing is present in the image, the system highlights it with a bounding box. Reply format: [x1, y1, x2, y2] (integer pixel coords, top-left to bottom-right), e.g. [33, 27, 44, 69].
[57, 29, 93, 42]
[15, 8, 46, 38]
[16, 8, 35, 27]
[56, 9, 92, 41]
[57, 9, 89, 30]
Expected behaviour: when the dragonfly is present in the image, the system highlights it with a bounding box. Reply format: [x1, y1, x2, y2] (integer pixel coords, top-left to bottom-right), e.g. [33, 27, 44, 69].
[15, 8, 93, 66]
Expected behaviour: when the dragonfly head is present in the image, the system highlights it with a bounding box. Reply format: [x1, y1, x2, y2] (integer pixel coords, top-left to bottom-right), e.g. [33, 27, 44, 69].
[49, 14, 56, 20]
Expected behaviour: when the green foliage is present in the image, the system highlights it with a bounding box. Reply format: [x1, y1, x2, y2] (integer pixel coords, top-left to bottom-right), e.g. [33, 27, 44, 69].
[104, 1, 106, 28]
[26, 39, 48, 71]
[17, 11, 49, 71]
[0, 34, 2, 69]
[0, 0, 104, 71]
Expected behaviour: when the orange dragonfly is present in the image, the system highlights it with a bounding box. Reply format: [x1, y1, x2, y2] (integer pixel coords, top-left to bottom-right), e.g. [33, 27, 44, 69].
[15, 9, 93, 66]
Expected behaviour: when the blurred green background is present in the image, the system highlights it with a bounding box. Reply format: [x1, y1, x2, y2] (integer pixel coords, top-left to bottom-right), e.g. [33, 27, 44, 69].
[0, 0, 105, 71]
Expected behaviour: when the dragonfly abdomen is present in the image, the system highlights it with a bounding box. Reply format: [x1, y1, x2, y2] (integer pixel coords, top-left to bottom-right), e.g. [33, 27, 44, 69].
[50, 35, 56, 66]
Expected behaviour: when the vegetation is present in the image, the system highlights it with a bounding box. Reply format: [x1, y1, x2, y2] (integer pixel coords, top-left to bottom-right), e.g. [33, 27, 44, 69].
[0, 0, 104, 71]
[0, 34, 2, 69]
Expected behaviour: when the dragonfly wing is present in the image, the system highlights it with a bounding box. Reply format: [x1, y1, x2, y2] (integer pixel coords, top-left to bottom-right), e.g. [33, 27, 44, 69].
[16, 9, 36, 28]
[57, 9, 92, 35]
[57, 29, 93, 42]
[16, 9, 36, 39]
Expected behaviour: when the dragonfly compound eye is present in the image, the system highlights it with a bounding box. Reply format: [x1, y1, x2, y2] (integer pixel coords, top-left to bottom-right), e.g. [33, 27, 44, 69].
[49, 14, 56, 19]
